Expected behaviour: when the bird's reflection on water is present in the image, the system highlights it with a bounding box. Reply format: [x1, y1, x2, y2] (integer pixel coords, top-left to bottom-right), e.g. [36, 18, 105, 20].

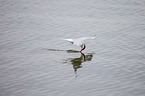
[46, 49, 80, 53]
[64, 52, 93, 77]
[46, 49, 94, 77]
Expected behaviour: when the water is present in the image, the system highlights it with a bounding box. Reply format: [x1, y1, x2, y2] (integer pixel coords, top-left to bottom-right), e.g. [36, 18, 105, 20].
[0, 0, 145, 96]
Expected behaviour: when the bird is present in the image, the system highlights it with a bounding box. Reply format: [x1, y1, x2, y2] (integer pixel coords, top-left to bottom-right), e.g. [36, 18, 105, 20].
[64, 36, 96, 52]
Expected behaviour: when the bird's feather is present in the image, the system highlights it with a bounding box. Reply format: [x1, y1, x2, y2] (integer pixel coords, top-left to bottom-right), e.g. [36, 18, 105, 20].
[64, 36, 95, 47]
[64, 39, 74, 43]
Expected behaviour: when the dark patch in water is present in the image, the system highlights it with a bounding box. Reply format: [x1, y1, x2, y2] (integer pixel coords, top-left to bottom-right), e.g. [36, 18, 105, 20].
[46, 48, 80, 53]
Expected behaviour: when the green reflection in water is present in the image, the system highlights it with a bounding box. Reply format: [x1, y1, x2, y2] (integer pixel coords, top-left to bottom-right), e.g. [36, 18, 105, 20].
[46, 49, 80, 53]
[46, 48, 94, 77]
[64, 52, 94, 77]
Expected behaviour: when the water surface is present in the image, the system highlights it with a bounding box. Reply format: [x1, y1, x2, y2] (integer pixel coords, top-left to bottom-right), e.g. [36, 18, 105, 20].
[0, 0, 145, 96]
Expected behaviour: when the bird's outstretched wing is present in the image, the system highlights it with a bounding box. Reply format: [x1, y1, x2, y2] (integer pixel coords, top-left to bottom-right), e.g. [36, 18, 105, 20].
[64, 39, 74, 44]
[64, 36, 96, 47]
[77, 37, 96, 41]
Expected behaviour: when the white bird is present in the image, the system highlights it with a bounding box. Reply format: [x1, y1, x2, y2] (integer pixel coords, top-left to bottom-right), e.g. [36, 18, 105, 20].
[64, 36, 96, 52]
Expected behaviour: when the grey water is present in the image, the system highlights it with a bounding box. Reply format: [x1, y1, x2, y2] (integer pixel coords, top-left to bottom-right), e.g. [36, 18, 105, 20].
[0, 0, 145, 96]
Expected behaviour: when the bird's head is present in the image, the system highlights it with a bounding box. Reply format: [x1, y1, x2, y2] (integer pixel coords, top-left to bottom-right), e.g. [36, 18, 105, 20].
[80, 44, 86, 51]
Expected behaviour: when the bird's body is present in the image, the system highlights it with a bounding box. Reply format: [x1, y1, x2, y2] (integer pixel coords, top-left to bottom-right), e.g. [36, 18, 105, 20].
[64, 36, 95, 52]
